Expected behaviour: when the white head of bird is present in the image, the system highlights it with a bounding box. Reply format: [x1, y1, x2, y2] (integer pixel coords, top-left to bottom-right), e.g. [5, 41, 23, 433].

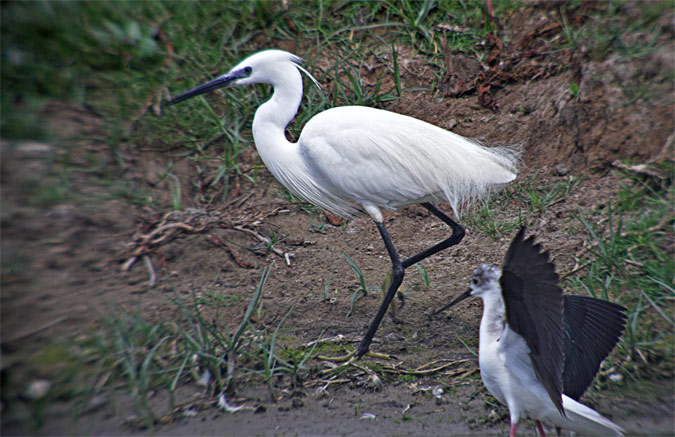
[468, 264, 501, 297]
[168, 49, 520, 359]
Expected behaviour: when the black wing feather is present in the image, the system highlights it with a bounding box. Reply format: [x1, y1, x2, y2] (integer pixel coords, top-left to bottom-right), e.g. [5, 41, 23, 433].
[500, 227, 565, 416]
[562, 295, 627, 400]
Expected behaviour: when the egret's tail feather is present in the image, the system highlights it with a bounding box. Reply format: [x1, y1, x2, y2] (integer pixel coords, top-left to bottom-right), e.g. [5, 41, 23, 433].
[440, 140, 522, 218]
[559, 396, 624, 436]
[486, 143, 522, 179]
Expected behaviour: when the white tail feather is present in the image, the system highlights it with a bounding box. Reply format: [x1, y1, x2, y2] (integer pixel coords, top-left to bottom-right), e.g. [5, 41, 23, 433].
[558, 395, 624, 436]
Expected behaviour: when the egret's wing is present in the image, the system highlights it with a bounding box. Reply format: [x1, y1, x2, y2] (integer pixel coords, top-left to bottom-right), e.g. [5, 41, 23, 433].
[499, 227, 565, 416]
[562, 295, 626, 400]
[298, 106, 519, 216]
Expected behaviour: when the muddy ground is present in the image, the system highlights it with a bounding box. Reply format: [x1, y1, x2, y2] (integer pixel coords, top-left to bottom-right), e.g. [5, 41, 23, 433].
[2, 3, 674, 436]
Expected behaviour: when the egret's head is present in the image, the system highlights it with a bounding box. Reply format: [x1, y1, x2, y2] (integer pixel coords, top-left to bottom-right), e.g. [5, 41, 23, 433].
[433, 264, 502, 315]
[227, 50, 318, 86]
[166, 49, 319, 106]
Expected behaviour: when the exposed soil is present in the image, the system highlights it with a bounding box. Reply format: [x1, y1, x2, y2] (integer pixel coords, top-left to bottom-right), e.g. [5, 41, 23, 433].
[2, 3, 674, 436]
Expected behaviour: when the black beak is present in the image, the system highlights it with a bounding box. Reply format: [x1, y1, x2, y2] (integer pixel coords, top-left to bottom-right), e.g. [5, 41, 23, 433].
[433, 288, 473, 316]
[166, 73, 238, 106]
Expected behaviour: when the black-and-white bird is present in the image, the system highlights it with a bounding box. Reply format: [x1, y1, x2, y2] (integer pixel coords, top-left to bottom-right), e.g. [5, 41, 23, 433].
[436, 227, 626, 436]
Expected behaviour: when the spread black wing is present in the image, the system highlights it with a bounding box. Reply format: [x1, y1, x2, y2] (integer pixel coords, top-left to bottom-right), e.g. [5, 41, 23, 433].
[562, 295, 627, 400]
[500, 227, 565, 416]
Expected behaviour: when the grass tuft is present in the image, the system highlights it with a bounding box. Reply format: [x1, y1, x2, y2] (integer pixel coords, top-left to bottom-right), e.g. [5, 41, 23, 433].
[567, 172, 674, 376]
[79, 264, 331, 426]
[343, 252, 370, 318]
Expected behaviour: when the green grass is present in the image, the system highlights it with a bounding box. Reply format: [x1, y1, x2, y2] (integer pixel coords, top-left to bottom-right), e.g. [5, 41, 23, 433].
[279, 187, 321, 216]
[99, 307, 171, 427]
[465, 172, 579, 238]
[467, 197, 524, 239]
[75, 264, 303, 427]
[2, 0, 520, 165]
[26, 177, 70, 208]
[343, 252, 371, 318]
[414, 263, 430, 287]
[0, 341, 89, 430]
[559, 0, 671, 61]
[71, 265, 326, 427]
[566, 168, 674, 377]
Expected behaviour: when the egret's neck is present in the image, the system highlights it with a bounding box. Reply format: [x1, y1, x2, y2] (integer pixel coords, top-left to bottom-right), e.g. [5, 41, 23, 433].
[249, 65, 311, 202]
[251, 65, 303, 161]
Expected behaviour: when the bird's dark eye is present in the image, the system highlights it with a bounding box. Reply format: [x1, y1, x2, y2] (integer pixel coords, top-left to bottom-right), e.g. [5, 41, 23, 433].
[471, 277, 479, 286]
[243, 66, 252, 76]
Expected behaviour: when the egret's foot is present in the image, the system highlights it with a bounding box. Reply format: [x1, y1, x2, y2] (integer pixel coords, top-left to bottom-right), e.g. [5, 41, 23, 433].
[318, 349, 395, 363]
[318, 349, 356, 363]
[381, 271, 406, 322]
[362, 350, 395, 360]
[319, 349, 397, 374]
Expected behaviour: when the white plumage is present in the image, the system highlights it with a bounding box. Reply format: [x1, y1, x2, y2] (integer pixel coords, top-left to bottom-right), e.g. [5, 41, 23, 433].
[168, 49, 520, 358]
[298, 106, 518, 221]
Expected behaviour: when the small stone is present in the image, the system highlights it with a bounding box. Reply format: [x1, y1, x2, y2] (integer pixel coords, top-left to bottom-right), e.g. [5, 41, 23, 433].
[366, 372, 382, 389]
[217, 393, 244, 413]
[197, 369, 211, 386]
[16, 141, 52, 154]
[608, 373, 623, 383]
[183, 408, 199, 417]
[554, 164, 569, 177]
[25, 379, 50, 400]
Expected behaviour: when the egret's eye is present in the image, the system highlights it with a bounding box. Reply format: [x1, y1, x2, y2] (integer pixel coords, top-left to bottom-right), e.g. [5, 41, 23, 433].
[243, 66, 252, 76]
[471, 277, 479, 286]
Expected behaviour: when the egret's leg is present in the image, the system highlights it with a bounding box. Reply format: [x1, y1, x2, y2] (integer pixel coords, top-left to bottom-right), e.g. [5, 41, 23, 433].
[400, 203, 465, 269]
[510, 423, 518, 437]
[356, 205, 464, 358]
[356, 221, 404, 358]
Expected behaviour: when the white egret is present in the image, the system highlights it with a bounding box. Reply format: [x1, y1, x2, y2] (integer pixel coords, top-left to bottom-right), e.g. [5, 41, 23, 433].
[168, 49, 520, 358]
[436, 227, 626, 436]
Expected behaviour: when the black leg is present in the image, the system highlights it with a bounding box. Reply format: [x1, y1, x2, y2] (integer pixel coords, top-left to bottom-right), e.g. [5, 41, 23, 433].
[401, 203, 465, 268]
[356, 222, 405, 358]
[356, 204, 465, 358]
